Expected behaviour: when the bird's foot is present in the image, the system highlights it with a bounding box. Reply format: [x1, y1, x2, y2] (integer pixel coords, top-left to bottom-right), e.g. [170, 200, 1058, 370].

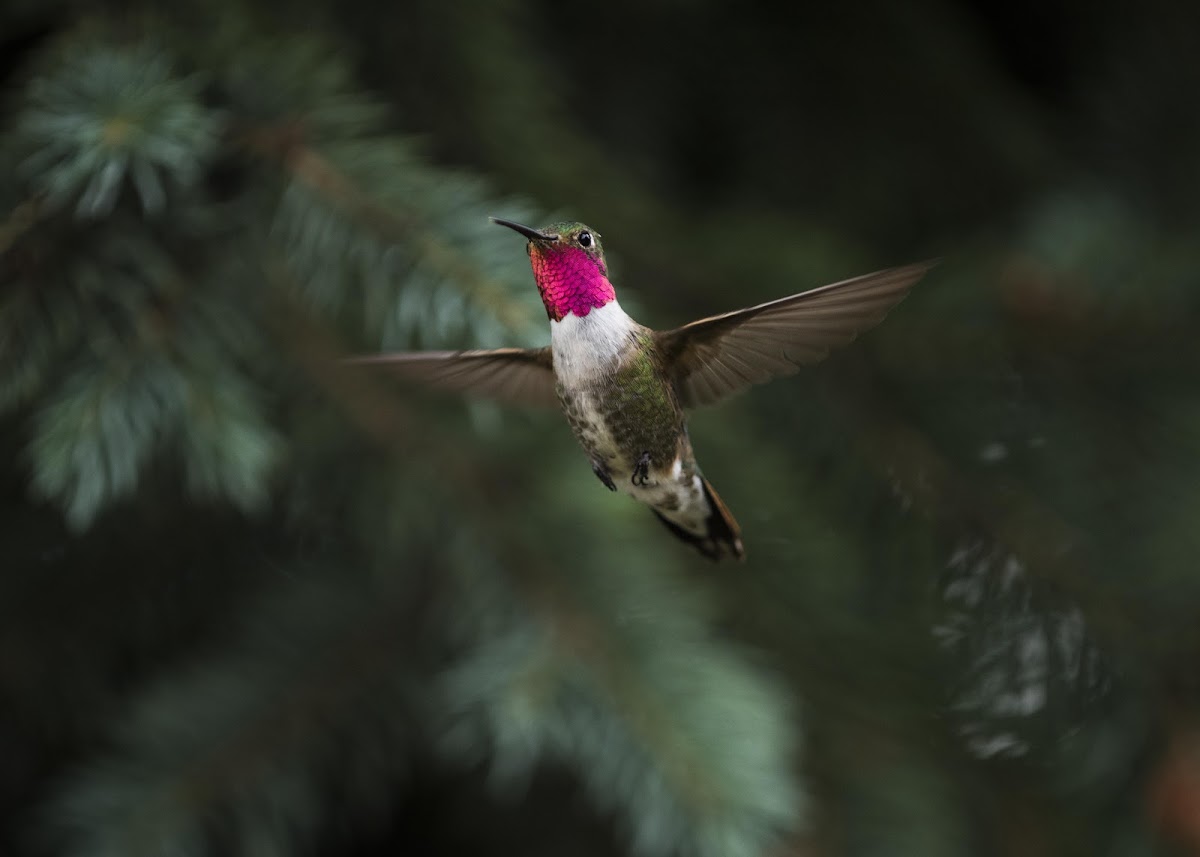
[631, 452, 652, 487]
[591, 460, 617, 492]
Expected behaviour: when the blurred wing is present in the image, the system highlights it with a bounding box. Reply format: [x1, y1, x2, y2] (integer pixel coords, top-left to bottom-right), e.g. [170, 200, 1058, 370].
[346, 347, 557, 407]
[657, 261, 936, 408]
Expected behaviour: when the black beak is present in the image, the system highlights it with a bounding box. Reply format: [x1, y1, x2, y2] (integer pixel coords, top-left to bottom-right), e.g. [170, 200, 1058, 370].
[490, 217, 558, 242]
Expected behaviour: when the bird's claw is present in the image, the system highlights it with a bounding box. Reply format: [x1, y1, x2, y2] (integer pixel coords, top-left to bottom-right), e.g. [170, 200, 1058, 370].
[631, 452, 652, 487]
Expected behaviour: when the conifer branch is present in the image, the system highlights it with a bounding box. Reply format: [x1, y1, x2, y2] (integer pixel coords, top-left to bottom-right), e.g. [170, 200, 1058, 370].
[442, 542, 802, 857]
[243, 125, 536, 337]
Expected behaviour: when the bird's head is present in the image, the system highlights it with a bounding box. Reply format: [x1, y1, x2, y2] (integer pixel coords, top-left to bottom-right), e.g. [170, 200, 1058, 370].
[491, 218, 615, 322]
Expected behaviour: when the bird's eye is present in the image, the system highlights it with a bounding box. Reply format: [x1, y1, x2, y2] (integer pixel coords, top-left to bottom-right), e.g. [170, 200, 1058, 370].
[577, 231, 593, 248]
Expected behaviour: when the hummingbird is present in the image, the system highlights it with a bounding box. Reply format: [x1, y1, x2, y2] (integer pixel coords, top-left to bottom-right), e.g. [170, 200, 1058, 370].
[353, 218, 934, 561]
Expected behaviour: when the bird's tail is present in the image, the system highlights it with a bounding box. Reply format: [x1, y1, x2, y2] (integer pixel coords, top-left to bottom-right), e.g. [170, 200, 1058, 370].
[652, 476, 745, 562]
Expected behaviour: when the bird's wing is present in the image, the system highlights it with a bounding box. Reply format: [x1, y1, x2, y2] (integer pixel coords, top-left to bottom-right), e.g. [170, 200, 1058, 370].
[345, 347, 558, 407]
[655, 261, 935, 409]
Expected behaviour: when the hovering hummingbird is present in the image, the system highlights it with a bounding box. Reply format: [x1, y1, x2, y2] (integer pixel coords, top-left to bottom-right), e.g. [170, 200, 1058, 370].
[353, 218, 934, 561]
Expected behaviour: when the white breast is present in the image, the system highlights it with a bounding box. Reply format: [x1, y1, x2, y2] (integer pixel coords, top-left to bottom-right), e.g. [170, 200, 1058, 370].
[550, 301, 639, 389]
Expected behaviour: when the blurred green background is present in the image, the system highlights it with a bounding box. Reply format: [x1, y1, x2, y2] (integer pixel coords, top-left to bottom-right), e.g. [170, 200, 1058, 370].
[4, 1, 1200, 855]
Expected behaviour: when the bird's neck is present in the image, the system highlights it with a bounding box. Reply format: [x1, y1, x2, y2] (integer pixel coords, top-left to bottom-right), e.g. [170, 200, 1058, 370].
[530, 245, 616, 322]
[550, 301, 639, 389]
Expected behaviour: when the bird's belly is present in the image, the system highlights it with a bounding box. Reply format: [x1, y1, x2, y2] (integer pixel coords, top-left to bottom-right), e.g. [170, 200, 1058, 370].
[559, 388, 707, 531]
[560, 389, 635, 474]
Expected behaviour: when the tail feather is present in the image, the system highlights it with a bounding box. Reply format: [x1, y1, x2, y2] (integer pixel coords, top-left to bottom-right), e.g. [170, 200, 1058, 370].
[701, 476, 745, 561]
[652, 476, 745, 562]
